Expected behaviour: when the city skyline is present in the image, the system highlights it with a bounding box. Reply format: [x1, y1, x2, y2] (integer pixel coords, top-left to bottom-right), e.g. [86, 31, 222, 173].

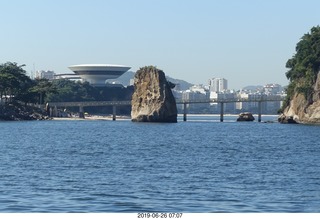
[35, 68, 283, 91]
[2, 0, 320, 90]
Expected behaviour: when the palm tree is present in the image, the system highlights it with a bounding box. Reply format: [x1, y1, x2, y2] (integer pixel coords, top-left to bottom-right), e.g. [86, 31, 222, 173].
[0, 62, 32, 103]
[31, 78, 56, 105]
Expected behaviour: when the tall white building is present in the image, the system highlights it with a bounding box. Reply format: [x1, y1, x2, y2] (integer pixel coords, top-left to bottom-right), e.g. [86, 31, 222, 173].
[36, 70, 55, 80]
[209, 78, 228, 92]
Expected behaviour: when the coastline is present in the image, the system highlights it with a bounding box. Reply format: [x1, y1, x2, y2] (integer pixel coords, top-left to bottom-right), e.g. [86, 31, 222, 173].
[50, 114, 279, 121]
[52, 115, 131, 121]
[177, 113, 279, 117]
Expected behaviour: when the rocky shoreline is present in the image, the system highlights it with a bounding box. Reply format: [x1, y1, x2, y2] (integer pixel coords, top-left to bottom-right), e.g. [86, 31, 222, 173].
[0, 103, 50, 121]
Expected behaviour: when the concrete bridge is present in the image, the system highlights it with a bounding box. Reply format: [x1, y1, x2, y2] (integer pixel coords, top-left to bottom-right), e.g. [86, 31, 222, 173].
[48, 95, 285, 122]
[47, 100, 131, 120]
[176, 96, 285, 122]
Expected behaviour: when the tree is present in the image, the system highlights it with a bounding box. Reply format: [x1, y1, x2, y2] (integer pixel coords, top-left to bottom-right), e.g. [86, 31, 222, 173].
[284, 26, 320, 106]
[0, 62, 32, 103]
[45, 79, 94, 102]
[30, 78, 56, 104]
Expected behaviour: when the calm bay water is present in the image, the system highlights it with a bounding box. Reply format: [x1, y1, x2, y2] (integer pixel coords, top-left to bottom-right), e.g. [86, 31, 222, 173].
[0, 116, 320, 212]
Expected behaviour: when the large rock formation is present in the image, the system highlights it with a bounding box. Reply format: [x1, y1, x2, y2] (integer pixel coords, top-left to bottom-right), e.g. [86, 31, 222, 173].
[131, 66, 177, 123]
[279, 26, 320, 124]
[280, 72, 320, 124]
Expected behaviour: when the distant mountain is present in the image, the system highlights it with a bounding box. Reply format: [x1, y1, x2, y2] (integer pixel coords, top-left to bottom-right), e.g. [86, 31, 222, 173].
[108, 71, 135, 86]
[165, 76, 193, 91]
[109, 71, 193, 90]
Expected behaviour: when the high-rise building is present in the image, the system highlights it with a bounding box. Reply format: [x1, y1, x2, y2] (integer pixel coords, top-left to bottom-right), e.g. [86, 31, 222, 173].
[209, 78, 228, 92]
[36, 70, 55, 80]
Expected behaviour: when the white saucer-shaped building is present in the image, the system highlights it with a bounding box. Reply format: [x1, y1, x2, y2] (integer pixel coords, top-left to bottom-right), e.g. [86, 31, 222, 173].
[68, 64, 131, 86]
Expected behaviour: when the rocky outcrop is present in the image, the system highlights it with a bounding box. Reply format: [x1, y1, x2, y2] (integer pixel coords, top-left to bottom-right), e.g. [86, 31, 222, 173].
[0, 102, 50, 121]
[278, 115, 298, 124]
[131, 66, 177, 123]
[280, 72, 320, 124]
[236, 112, 255, 122]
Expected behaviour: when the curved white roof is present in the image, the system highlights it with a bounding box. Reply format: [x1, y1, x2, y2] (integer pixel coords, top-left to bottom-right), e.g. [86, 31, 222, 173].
[68, 64, 131, 85]
[68, 64, 131, 72]
[70, 64, 127, 67]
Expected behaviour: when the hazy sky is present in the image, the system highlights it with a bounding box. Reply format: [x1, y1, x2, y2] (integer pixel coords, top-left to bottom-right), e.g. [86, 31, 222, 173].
[1, 0, 320, 89]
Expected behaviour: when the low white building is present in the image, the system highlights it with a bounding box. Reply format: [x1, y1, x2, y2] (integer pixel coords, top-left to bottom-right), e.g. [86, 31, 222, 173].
[181, 85, 209, 112]
[236, 89, 284, 114]
[210, 90, 237, 113]
[236, 92, 261, 112]
[263, 84, 283, 95]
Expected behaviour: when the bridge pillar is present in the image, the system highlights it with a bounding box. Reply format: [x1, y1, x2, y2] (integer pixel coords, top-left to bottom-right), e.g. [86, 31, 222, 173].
[258, 101, 262, 122]
[112, 105, 116, 121]
[183, 102, 187, 121]
[79, 106, 85, 118]
[220, 102, 224, 122]
[54, 106, 58, 117]
[49, 107, 53, 117]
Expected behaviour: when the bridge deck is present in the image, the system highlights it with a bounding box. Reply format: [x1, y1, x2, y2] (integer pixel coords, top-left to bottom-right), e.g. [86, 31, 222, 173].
[47, 97, 285, 122]
[49, 97, 285, 107]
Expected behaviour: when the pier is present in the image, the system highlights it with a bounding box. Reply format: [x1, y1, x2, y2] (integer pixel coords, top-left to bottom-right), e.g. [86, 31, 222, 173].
[48, 96, 284, 122]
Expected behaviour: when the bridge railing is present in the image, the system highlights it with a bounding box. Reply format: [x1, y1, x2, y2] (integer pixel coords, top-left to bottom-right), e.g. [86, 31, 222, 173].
[48, 95, 285, 107]
[48, 100, 132, 107]
[175, 96, 286, 104]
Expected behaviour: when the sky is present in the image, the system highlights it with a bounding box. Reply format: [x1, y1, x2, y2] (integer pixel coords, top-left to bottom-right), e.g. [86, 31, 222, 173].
[1, 0, 320, 90]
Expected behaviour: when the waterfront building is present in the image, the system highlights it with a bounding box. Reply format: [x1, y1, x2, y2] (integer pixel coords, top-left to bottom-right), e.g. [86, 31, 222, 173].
[263, 83, 283, 95]
[236, 92, 262, 112]
[181, 85, 210, 113]
[264, 99, 281, 114]
[236, 87, 285, 114]
[172, 90, 183, 100]
[210, 90, 237, 113]
[189, 84, 207, 93]
[209, 78, 228, 92]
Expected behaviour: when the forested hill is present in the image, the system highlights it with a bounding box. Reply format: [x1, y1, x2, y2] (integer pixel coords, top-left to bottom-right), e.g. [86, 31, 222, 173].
[280, 26, 320, 123]
[284, 26, 320, 107]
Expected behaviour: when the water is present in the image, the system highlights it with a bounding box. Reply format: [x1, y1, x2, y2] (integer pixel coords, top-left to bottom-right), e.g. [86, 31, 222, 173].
[0, 116, 320, 212]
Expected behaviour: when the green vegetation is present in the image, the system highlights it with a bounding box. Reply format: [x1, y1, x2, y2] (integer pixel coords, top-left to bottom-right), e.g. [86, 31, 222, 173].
[283, 26, 320, 110]
[0, 62, 33, 103]
[0, 62, 133, 115]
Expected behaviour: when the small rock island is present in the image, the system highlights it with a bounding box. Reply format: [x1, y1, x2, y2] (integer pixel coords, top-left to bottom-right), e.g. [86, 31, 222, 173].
[131, 66, 177, 123]
[237, 112, 255, 122]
